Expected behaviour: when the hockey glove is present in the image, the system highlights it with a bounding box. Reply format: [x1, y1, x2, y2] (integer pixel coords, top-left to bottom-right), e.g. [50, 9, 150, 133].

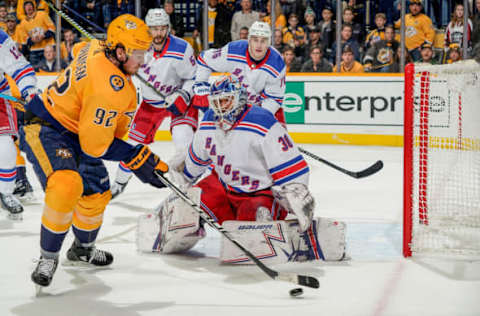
[124, 145, 169, 188]
[165, 89, 190, 116]
[21, 87, 41, 103]
[191, 81, 210, 112]
[272, 183, 314, 232]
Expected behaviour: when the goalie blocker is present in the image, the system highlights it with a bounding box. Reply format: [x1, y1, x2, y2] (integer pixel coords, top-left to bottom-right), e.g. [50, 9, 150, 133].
[137, 188, 346, 263]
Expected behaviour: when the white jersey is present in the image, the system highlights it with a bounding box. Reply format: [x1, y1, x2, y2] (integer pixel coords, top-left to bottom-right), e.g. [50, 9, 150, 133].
[138, 34, 197, 107]
[196, 40, 286, 114]
[0, 29, 36, 98]
[183, 105, 309, 193]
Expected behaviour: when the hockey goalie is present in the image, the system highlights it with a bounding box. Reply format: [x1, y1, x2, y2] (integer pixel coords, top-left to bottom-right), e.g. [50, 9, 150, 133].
[137, 75, 346, 264]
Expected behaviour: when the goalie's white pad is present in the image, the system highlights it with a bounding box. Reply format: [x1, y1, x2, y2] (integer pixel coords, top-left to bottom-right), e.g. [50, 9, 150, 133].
[220, 217, 346, 264]
[137, 187, 205, 253]
[272, 183, 314, 232]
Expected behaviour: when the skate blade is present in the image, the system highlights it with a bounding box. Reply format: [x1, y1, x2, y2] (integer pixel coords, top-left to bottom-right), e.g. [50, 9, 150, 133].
[7, 212, 23, 221]
[16, 192, 35, 203]
[61, 259, 111, 269]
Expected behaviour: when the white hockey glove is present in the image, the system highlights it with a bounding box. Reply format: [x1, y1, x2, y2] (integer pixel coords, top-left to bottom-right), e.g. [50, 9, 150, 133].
[191, 81, 210, 111]
[272, 183, 314, 233]
[165, 89, 190, 116]
[21, 87, 41, 103]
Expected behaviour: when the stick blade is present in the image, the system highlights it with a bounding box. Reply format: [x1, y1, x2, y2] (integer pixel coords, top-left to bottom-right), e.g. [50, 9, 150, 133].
[297, 275, 320, 289]
[354, 160, 383, 178]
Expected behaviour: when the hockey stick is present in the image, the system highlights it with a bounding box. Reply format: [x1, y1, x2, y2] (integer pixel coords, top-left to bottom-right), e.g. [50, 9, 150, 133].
[154, 171, 320, 289]
[0, 93, 26, 105]
[299, 147, 383, 179]
[44, 0, 167, 101]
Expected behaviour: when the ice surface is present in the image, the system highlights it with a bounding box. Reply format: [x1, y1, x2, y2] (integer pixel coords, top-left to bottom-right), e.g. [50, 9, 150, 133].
[1, 143, 479, 316]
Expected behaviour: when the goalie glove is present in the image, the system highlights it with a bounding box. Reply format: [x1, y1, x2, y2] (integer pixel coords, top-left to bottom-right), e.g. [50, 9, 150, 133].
[191, 81, 210, 112]
[124, 145, 169, 188]
[165, 89, 190, 116]
[272, 183, 314, 232]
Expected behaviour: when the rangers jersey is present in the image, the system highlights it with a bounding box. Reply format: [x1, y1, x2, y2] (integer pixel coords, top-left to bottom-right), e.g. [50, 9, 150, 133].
[138, 34, 196, 108]
[196, 40, 286, 114]
[184, 105, 309, 193]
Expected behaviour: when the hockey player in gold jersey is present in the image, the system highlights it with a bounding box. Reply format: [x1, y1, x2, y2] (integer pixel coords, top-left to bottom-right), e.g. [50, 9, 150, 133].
[22, 14, 169, 288]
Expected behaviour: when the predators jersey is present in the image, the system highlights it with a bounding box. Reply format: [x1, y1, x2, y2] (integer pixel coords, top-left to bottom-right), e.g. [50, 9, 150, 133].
[17, 11, 55, 52]
[395, 13, 435, 50]
[42, 39, 137, 158]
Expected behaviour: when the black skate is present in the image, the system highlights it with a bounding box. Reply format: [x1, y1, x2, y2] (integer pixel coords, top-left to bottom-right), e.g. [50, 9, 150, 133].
[13, 178, 34, 202]
[31, 256, 59, 287]
[0, 192, 23, 220]
[64, 241, 113, 267]
[110, 181, 128, 200]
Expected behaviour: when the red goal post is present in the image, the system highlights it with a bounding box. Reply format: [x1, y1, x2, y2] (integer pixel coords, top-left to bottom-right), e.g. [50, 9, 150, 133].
[403, 60, 480, 258]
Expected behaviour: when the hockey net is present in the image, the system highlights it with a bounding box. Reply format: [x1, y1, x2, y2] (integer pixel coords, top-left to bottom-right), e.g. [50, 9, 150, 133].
[403, 60, 480, 258]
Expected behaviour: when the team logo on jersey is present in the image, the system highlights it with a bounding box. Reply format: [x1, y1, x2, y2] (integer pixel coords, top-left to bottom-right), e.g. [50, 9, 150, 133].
[56, 148, 72, 159]
[110, 75, 124, 91]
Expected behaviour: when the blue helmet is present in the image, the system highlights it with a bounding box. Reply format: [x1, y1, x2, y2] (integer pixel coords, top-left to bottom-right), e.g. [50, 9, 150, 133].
[208, 75, 247, 131]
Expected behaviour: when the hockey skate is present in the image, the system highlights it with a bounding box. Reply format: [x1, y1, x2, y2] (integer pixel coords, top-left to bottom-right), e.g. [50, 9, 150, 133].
[13, 178, 34, 202]
[110, 180, 128, 200]
[31, 256, 59, 287]
[0, 192, 23, 220]
[64, 240, 113, 267]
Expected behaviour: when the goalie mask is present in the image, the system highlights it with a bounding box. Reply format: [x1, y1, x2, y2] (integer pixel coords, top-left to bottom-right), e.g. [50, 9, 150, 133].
[208, 75, 247, 131]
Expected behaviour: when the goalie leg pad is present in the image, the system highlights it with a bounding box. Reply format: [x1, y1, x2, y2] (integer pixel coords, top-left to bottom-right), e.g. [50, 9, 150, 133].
[221, 220, 295, 264]
[137, 187, 205, 253]
[292, 217, 346, 261]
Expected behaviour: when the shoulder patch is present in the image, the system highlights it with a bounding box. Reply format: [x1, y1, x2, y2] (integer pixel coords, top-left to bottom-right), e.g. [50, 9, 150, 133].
[227, 40, 248, 55]
[168, 35, 188, 54]
[110, 75, 124, 91]
[240, 106, 277, 131]
[264, 47, 286, 75]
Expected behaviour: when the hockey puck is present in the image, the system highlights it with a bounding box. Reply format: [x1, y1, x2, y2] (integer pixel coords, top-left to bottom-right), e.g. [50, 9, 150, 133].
[289, 288, 303, 297]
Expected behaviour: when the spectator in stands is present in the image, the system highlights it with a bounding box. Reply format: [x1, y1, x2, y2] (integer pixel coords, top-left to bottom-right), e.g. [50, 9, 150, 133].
[391, 46, 413, 72]
[238, 26, 249, 39]
[60, 28, 79, 64]
[279, 0, 304, 22]
[330, 24, 360, 63]
[318, 5, 335, 60]
[334, 44, 364, 73]
[394, 0, 435, 62]
[0, 3, 7, 31]
[363, 25, 398, 73]
[5, 0, 17, 16]
[272, 28, 287, 52]
[343, 6, 364, 45]
[263, 0, 286, 30]
[78, 0, 104, 33]
[163, 0, 184, 38]
[444, 3, 472, 54]
[35, 44, 67, 72]
[365, 13, 386, 50]
[303, 6, 317, 41]
[283, 46, 302, 72]
[5, 13, 21, 46]
[473, 0, 480, 48]
[282, 13, 305, 48]
[302, 25, 322, 61]
[231, 0, 260, 41]
[446, 43, 462, 64]
[17, 0, 48, 21]
[17, 0, 55, 66]
[102, 0, 135, 30]
[417, 42, 437, 64]
[301, 45, 332, 72]
[194, 0, 233, 49]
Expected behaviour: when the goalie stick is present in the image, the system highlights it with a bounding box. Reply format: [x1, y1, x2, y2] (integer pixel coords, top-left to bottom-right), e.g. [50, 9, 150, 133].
[154, 171, 320, 289]
[299, 147, 383, 179]
[44, 0, 168, 101]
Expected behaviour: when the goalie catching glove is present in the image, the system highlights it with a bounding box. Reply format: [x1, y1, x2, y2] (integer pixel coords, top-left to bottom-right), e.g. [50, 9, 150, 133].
[124, 144, 169, 188]
[272, 183, 314, 232]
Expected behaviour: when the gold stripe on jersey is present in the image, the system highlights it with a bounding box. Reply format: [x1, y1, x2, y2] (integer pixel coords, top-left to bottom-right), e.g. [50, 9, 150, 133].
[23, 124, 54, 177]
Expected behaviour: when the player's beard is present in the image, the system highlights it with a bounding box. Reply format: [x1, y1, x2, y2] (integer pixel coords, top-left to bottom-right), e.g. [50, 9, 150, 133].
[153, 35, 166, 48]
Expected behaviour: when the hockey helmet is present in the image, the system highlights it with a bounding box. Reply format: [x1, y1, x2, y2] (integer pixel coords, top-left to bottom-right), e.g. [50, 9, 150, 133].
[248, 21, 272, 45]
[209, 75, 247, 131]
[409, 0, 423, 5]
[106, 14, 152, 56]
[145, 8, 170, 27]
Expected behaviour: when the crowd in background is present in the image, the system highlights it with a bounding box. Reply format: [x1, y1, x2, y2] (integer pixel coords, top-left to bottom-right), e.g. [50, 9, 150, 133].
[0, 0, 478, 73]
